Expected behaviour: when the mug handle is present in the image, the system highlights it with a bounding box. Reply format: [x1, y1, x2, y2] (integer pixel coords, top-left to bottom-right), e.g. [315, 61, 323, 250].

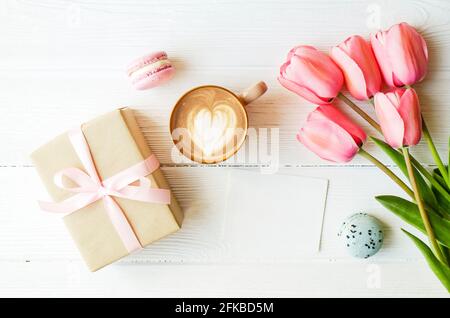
[238, 81, 268, 106]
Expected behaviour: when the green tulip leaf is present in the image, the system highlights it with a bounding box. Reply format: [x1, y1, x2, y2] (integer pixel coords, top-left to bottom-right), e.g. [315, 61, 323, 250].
[432, 168, 450, 218]
[376, 195, 450, 248]
[433, 167, 450, 190]
[402, 229, 450, 292]
[442, 244, 450, 265]
[371, 137, 438, 208]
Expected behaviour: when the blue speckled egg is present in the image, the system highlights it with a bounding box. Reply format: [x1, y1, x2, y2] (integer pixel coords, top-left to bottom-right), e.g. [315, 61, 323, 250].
[338, 213, 384, 259]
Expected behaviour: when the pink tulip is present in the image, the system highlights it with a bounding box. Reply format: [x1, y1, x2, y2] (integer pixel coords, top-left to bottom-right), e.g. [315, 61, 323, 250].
[331, 35, 382, 100]
[278, 45, 344, 104]
[297, 105, 366, 162]
[374, 88, 422, 148]
[371, 22, 428, 87]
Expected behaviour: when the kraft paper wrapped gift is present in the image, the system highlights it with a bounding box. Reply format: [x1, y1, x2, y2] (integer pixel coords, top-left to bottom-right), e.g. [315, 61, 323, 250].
[31, 108, 183, 271]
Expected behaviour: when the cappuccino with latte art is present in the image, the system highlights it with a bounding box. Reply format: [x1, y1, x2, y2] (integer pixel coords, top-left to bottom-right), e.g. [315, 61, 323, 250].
[170, 82, 267, 163]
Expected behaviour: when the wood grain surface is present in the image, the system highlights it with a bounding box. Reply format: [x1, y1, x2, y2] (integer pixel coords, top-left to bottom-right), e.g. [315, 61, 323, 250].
[0, 0, 449, 297]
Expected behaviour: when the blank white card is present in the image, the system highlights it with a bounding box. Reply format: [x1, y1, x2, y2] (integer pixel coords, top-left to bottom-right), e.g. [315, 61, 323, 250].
[223, 170, 329, 260]
[140, 168, 329, 263]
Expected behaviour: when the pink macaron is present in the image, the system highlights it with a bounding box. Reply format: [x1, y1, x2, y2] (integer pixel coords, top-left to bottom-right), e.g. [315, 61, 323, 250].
[127, 51, 175, 90]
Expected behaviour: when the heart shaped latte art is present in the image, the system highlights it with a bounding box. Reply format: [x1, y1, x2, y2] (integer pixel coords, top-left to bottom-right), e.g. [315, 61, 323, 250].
[187, 103, 237, 156]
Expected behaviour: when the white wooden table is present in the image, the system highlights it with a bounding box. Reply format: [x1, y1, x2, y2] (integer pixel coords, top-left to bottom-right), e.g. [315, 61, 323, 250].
[1, 0, 449, 297]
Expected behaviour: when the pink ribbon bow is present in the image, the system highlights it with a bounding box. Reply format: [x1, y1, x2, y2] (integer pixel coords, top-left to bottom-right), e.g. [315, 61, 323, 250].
[38, 128, 171, 253]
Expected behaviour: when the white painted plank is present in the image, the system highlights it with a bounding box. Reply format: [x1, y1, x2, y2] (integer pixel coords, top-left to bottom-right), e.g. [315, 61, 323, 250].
[0, 70, 447, 166]
[0, 166, 428, 263]
[0, 0, 449, 297]
[0, 0, 448, 165]
[0, 1, 449, 69]
[0, 260, 448, 297]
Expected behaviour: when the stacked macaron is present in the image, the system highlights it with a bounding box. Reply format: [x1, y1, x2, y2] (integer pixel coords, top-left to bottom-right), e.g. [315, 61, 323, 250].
[127, 51, 175, 90]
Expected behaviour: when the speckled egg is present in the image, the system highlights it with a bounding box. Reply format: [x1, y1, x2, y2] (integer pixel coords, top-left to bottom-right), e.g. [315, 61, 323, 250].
[338, 213, 384, 259]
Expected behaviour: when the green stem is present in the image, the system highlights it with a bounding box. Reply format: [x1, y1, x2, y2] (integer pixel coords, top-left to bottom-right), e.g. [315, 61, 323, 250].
[359, 147, 445, 219]
[338, 93, 381, 133]
[364, 98, 450, 199]
[358, 148, 414, 198]
[409, 155, 450, 202]
[404, 84, 448, 186]
[402, 147, 447, 265]
[433, 171, 449, 190]
[422, 119, 449, 188]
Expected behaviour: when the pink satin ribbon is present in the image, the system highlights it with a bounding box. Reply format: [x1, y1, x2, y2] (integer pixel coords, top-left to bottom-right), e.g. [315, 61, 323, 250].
[38, 128, 171, 253]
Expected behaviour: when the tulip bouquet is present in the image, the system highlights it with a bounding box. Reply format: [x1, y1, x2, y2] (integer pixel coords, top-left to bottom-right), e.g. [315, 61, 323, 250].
[279, 22, 450, 291]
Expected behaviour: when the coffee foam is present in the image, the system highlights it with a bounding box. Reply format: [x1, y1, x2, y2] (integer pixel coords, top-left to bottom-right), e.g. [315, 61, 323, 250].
[171, 87, 247, 163]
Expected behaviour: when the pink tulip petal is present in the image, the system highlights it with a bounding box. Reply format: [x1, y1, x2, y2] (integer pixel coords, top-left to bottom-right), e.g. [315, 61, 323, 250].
[296, 47, 344, 90]
[278, 75, 329, 104]
[279, 45, 343, 103]
[421, 35, 429, 60]
[387, 23, 428, 86]
[397, 89, 422, 146]
[371, 32, 396, 87]
[289, 45, 320, 60]
[286, 52, 343, 100]
[392, 73, 405, 87]
[297, 116, 359, 163]
[331, 46, 369, 100]
[385, 89, 403, 109]
[345, 36, 382, 97]
[374, 92, 405, 148]
[315, 104, 367, 145]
